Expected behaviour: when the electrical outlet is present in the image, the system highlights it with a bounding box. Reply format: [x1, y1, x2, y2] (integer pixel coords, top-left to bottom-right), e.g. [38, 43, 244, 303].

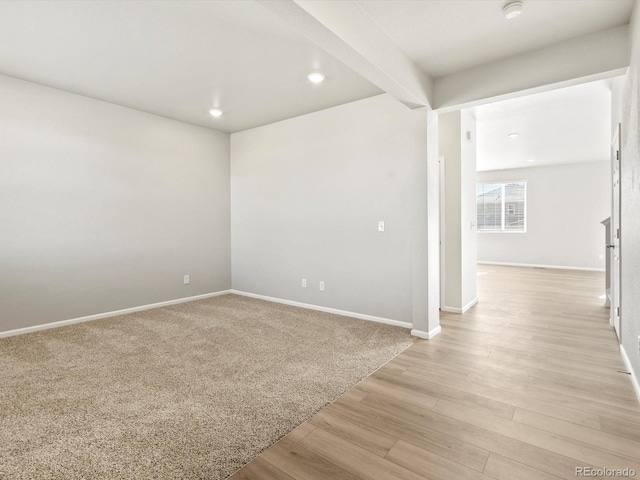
[378, 221, 385, 232]
[184, 275, 190, 285]
[599, 253, 604, 260]
[302, 278, 307, 288]
[319, 281, 325, 291]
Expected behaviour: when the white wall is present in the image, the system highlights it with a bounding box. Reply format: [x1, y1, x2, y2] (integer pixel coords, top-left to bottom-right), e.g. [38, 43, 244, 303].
[439, 112, 462, 308]
[460, 110, 478, 308]
[439, 110, 477, 312]
[0, 75, 231, 332]
[231, 94, 428, 325]
[612, 75, 625, 137]
[620, 0, 640, 394]
[477, 162, 610, 270]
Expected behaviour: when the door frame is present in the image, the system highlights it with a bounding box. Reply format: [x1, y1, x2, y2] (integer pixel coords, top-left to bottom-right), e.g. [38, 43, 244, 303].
[611, 123, 622, 339]
[439, 155, 446, 310]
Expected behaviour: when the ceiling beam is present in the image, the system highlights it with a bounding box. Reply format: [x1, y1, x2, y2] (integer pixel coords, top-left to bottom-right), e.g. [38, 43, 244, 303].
[433, 25, 630, 112]
[258, 0, 432, 109]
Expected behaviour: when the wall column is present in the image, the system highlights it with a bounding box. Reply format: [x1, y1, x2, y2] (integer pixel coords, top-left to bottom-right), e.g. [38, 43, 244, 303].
[439, 110, 478, 314]
[411, 109, 441, 339]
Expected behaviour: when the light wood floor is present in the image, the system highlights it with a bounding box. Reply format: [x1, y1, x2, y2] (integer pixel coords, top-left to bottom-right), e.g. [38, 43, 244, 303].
[230, 266, 640, 480]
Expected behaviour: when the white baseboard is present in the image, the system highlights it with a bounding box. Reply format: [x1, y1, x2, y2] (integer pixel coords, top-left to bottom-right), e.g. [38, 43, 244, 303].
[620, 345, 640, 403]
[411, 325, 441, 339]
[441, 306, 462, 313]
[441, 297, 478, 314]
[0, 290, 232, 339]
[463, 297, 479, 312]
[477, 261, 605, 272]
[230, 290, 412, 329]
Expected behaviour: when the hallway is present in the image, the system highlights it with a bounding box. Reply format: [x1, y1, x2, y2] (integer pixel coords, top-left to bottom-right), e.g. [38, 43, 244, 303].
[232, 266, 640, 480]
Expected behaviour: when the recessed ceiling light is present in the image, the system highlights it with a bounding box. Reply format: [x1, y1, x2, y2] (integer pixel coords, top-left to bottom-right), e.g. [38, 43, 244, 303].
[307, 72, 325, 84]
[508, 132, 519, 138]
[209, 108, 223, 118]
[503, 2, 523, 19]
[526, 159, 535, 163]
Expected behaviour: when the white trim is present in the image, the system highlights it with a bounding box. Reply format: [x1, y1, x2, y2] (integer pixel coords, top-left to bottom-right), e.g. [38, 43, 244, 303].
[439, 154, 446, 312]
[411, 326, 441, 339]
[620, 345, 640, 403]
[441, 306, 463, 314]
[621, 345, 640, 401]
[441, 297, 478, 314]
[477, 261, 605, 272]
[230, 290, 412, 329]
[462, 297, 478, 313]
[0, 290, 232, 339]
[464, 297, 479, 312]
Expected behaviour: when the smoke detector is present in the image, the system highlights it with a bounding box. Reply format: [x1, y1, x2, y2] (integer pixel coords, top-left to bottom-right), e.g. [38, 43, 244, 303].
[503, 2, 523, 19]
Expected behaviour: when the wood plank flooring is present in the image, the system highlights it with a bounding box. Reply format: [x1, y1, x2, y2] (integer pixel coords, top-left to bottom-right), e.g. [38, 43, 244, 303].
[230, 266, 639, 480]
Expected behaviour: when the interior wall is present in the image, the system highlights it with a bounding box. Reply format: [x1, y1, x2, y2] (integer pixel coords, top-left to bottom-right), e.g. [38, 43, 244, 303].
[477, 161, 610, 270]
[231, 94, 428, 324]
[439, 112, 463, 309]
[612, 75, 625, 135]
[423, 109, 441, 335]
[438, 110, 477, 311]
[460, 110, 478, 308]
[0, 74, 231, 333]
[620, 1, 640, 392]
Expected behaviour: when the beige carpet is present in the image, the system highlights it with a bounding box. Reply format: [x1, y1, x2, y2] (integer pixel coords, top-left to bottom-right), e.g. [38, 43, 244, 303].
[0, 294, 413, 479]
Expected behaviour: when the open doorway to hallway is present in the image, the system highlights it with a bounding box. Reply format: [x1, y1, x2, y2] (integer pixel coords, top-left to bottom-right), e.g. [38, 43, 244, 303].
[439, 79, 614, 315]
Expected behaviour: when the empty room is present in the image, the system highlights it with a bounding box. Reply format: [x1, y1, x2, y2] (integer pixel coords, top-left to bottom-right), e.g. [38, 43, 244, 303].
[1, 1, 640, 479]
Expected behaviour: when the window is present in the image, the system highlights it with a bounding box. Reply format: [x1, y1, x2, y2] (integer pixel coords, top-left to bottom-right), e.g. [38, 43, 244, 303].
[476, 181, 526, 232]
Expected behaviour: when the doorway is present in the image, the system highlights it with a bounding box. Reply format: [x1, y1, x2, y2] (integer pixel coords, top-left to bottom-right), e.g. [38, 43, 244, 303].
[439, 80, 613, 319]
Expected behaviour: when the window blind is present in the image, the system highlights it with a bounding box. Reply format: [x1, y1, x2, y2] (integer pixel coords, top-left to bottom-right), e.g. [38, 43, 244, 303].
[476, 181, 526, 232]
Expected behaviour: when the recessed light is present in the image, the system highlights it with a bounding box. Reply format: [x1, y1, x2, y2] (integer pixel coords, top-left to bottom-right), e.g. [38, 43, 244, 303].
[503, 2, 523, 19]
[307, 72, 325, 84]
[526, 158, 535, 163]
[508, 132, 519, 138]
[209, 108, 223, 118]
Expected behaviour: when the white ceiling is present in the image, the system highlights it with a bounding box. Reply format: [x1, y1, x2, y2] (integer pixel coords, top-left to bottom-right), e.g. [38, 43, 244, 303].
[0, 1, 381, 133]
[357, 0, 634, 77]
[0, 1, 634, 133]
[472, 80, 612, 172]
